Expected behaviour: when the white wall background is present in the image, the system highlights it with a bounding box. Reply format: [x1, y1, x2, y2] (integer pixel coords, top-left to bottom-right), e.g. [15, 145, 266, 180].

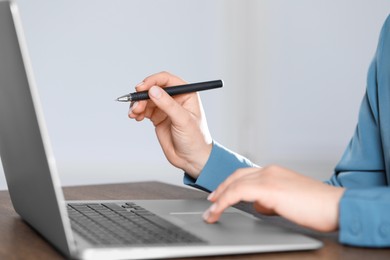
[1, 0, 390, 190]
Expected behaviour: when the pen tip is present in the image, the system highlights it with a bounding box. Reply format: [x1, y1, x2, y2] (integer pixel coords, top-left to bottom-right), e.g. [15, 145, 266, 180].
[115, 95, 131, 102]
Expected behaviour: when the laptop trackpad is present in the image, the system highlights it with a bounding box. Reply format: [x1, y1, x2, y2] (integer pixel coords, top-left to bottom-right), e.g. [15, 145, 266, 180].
[168, 212, 304, 245]
[169, 212, 265, 244]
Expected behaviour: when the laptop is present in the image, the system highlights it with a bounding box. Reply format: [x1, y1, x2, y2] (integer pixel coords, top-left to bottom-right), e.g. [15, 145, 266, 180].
[0, 1, 322, 259]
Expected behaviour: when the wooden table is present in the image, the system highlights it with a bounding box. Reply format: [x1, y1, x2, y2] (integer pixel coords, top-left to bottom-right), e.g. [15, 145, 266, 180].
[0, 181, 389, 259]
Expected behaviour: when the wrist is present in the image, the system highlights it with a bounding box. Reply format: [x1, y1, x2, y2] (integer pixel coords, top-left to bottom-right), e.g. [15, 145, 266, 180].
[185, 142, 213, 179]
[332, 187, 346, 230]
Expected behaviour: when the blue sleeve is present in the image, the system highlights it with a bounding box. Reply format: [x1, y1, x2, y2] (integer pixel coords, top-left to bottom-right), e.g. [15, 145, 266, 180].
[327, 15, 390, 247]
[183, 141, 257, 192]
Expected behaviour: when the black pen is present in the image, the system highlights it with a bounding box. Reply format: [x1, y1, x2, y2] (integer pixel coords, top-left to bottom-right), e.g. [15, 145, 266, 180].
[115, 80, 223, 102]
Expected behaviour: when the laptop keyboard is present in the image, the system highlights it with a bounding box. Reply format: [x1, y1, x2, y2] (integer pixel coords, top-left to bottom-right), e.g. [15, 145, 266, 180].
[67, 202, 205, 246]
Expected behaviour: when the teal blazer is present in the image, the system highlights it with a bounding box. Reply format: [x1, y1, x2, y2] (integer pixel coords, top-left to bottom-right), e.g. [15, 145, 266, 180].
[184, 15, 390, 247]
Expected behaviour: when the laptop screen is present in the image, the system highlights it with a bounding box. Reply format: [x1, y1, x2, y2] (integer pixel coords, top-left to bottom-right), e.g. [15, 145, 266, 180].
[0, 1, 74, 256]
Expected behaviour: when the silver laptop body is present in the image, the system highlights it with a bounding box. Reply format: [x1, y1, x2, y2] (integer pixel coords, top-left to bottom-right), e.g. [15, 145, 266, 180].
[0, 1, 322, 259]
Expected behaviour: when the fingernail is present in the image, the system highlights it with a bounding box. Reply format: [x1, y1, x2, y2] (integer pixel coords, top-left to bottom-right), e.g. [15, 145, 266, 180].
[129, 101, 138, 113]
[202, 209, 210, 220]
[207, 192, 215, 201]
[135, 82, 144, 90]
[149, 86, 162, 99]
[203, 204, 217, 221]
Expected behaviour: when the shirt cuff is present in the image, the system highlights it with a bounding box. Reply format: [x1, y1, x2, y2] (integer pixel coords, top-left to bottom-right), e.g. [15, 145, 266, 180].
[339, 187, 390, 247]
[183, 141, 257, 192]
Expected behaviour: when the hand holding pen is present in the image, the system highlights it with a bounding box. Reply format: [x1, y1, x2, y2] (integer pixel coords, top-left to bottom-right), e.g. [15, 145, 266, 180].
[126, 72, 221, 178]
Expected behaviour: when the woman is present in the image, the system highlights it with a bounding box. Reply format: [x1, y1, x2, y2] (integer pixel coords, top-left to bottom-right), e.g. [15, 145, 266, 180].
[128, 14, 390, 247]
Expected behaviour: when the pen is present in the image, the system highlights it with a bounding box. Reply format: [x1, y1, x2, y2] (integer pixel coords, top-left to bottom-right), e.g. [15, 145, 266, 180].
[115, 79, 223, 102]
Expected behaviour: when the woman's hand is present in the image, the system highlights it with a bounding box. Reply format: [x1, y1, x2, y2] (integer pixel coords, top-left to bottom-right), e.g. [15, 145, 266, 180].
[128, 71, 212, 178]
[203, 165, 345, 232]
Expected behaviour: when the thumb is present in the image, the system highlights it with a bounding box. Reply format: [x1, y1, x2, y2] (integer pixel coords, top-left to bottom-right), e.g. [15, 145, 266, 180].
[148, 86, 190, 126]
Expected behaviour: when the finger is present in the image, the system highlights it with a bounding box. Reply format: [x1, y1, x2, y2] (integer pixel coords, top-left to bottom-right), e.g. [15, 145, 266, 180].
[129, 72, 187, 119]
[128, 101, 139, 118]
[131, 104, 153, 121]
[148, 86, 192, 127]
[134, 71, 186, 94]
[203, 181, 257, 223]
[142, 71, 187, 90]
[129, 100, 150, 115]
[204, 171, 278, 223]
[143, 104, 156, 120]
[208, 167, 260, 202]
[149, 107, 169, 127]
[203, 198, 242, 224]
[129, 71, 184, 116]
[135, 114, 146, 122]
